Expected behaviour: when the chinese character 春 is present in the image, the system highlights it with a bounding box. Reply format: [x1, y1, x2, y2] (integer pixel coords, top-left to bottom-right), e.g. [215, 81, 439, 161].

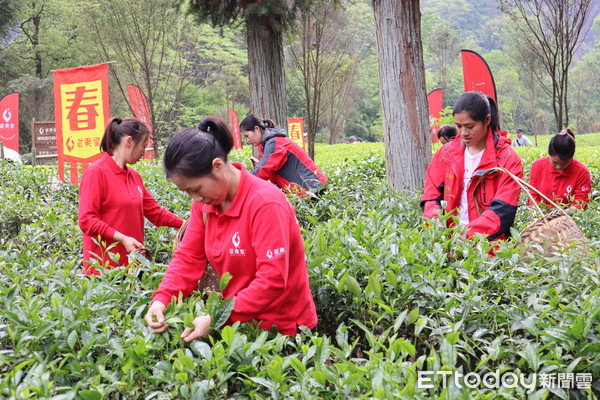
[65, 86, 100, 131]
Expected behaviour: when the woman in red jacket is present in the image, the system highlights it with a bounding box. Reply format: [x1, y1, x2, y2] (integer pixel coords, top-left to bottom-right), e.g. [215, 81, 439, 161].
[528, 129, 591, 209]
[240, 115, 327, 198]
[78, 118, 184, 275]
[144, 117, 317, 340]
[421, 91, 524, 240]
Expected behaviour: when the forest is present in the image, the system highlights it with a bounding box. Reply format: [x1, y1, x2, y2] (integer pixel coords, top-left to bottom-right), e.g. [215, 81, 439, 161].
[0, 0, 599, 156]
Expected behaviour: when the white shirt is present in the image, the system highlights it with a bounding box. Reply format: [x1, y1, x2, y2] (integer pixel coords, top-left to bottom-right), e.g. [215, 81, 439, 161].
[458, 148, 484, 224]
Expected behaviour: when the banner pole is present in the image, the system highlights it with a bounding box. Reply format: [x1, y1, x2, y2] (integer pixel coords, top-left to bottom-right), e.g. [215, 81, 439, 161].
[31, 118, 36, 166]
[0, 142, 4, 160]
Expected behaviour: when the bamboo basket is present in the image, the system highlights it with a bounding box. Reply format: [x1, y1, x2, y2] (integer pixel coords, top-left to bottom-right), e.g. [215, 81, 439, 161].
[473, 166, 589, 256]
[173, 218, 221, 293]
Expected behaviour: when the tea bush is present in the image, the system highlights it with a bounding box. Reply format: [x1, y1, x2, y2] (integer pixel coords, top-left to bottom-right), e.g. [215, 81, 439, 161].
[0, 139, 598, 399]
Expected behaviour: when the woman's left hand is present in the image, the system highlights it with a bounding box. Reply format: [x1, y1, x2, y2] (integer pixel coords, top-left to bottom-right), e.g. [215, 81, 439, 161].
[180, 314, 212, 342]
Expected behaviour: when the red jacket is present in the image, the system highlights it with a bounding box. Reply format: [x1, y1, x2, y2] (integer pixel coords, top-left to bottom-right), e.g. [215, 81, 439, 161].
[79, 153, 183, 275]
[152, 163, 318, 335]
[252, 126, 328, 197]
[528, 156, 591, 209]
[421, 129, 524, 240]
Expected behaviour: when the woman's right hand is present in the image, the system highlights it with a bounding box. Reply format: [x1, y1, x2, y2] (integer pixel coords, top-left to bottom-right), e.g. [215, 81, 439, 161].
[145, 301, 169, 333]
[114, 231, 143, 253]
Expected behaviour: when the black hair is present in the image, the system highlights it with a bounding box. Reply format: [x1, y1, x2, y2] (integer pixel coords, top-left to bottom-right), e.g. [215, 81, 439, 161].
[164, 116, 234, 178]
[239, 114, 276, 131]
[548, 129, 576, 161]
[100, 117, 150, 155]
[453, 91, 500, 133]
[437, 124, 458, 141]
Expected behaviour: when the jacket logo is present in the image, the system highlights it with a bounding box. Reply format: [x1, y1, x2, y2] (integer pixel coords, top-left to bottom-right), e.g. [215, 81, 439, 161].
[266, 247, 285, 259]
[566, 185, 572, 194]
[137, 186, 143, 196]
[232, 232, 240, 248]
[229, 232, 246, 256]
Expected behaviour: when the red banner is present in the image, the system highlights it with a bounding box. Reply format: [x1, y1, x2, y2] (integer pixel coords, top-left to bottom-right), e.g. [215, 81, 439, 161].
[288, 118, 306, 151]
[126, 84, 154, 160]
[461, 49, 497, 102]
[0, 92, 20, 154]
[427, 89, 443, 143]
[53, 63, 110, 184]
[228, 108, 242, 150]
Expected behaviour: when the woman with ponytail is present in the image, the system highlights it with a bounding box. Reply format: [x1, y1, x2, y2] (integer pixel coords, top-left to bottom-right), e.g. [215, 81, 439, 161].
[421, 91, 524, 240]
[78, 117, 184, 275]
[239, 115, 327, 198]
[145, 116, 317, 340]
[528, 128, 591, 209]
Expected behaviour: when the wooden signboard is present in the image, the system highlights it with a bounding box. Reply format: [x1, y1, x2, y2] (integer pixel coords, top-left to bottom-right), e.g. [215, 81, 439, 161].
[32, 119, 58, 165]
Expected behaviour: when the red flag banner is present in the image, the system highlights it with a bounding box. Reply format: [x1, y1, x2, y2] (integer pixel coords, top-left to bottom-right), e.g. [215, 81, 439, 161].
[53, 63, 110, 184]
[287, 118, 306, 151]
[427, 89, 443, 143]
[0, 92, 20, 154]
[126, 84, 154, 160]
[228, 108, 242, 150]
[461, 49, 497, 102]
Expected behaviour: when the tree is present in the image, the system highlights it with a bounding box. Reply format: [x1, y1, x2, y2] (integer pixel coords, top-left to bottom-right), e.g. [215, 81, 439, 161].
[286, 1, 359, 154]
[78, 0, 228, 153]
[500, 0, 598, 131]
[185, 0, 317, 129]
[372, 0, 431, 193]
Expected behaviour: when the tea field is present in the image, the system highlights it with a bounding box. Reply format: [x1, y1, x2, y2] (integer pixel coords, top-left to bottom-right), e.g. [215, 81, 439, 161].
[0, 136, 599, 399]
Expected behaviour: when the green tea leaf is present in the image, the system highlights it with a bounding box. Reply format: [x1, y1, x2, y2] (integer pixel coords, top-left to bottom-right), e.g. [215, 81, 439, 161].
[219, 272, 232, 292]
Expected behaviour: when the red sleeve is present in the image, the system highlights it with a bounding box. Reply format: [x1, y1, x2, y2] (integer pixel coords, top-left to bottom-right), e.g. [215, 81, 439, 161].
[251, 138, 288, 181]
[141, 183, 184, 229]
[466, 152, 524, 238]
[572, 166, 592, 209]
[420, 150, 444, 219]
[528, 159, 542, 205]
[152, 202, 206, 306]
[230, 202, 290, 318]
[78, 168, 117, 241]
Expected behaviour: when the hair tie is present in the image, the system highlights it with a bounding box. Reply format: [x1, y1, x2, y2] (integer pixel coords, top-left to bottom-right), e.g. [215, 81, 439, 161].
[115, 118, 123, 125]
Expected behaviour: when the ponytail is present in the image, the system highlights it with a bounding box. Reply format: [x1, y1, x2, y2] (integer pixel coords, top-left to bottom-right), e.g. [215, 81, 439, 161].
[549, 129, 576, 161]
[164, 116, 233, 178]
[240, 114, 277, 132]
[100, 117, 149, 155]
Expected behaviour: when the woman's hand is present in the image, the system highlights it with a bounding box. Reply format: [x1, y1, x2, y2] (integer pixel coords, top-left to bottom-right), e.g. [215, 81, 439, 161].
[250, 156, 259, 166]
[145, 301, 169, 333]
[114, 231, 143, 253]
[181, 315, 212, 343]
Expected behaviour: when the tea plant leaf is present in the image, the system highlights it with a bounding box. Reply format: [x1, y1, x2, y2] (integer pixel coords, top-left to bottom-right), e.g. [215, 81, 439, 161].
[289, 357, 306, 374]
[219, 272, 232, 292]
[341, 274, 361, 297]
[190, 341, 212, 360]
[250, 377, 275, 390]
[212, 297, 234, 329]
[446, 332, 460, 345]
[78, 391, 102, 400]
[408, 308, 419, 324]
[221, 325, 235, 346]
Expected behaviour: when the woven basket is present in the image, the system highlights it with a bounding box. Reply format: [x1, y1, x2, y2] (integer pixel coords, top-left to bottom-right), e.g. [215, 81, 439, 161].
[473, 166, 589, 256]
[173, 218, 221, 293]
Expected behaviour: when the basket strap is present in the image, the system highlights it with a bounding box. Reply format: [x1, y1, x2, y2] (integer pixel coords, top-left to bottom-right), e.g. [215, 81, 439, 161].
[473, 166, 569, 220]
